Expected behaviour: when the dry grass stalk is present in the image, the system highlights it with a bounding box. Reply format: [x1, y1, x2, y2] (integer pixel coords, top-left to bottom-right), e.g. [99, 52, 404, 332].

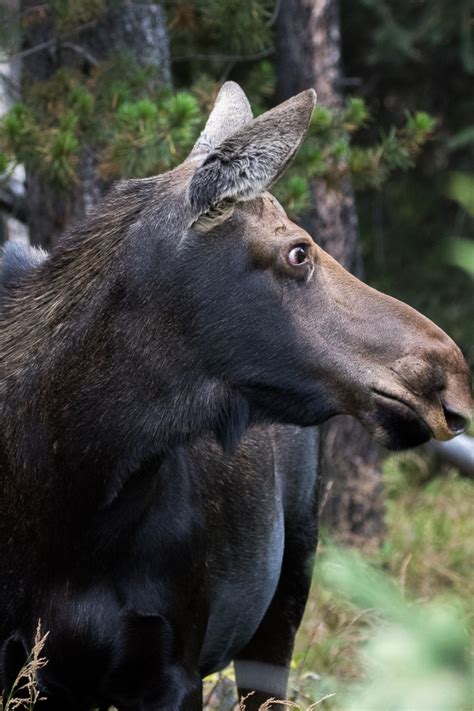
[2, 621, 49, 711]
[306, 694, 336, 708]
[239, 694, 306, 711]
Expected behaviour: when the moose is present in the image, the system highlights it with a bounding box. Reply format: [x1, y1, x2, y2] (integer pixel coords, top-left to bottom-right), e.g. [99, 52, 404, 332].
[0, 82, 471, 710]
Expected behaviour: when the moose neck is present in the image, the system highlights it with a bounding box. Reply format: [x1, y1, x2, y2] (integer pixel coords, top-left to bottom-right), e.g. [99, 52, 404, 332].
[2, 330, 247, 564]
[0, 181, 243, 508]
[1, 174, 249, 521]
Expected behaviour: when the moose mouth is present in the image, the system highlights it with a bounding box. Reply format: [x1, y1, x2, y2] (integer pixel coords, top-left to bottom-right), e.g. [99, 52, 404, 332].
[370, 387, 433, 450]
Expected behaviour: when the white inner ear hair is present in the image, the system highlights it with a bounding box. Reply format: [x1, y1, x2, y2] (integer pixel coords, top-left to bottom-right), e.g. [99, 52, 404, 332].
[193, 201, 235, 233]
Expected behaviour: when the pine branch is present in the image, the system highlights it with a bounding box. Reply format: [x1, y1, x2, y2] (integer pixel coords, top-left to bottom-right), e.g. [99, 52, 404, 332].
[60, 43, 98, 67]
[6, 20, 98, 62]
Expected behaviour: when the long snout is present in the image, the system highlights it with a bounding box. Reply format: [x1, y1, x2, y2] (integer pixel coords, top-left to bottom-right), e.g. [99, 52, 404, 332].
[377, 307, 472, 442]
[318, 250, 472, 446]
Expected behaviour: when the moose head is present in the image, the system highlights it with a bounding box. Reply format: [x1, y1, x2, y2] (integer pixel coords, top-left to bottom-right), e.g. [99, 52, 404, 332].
[2, 83, 471, 463]
[153, 81, 471, 451]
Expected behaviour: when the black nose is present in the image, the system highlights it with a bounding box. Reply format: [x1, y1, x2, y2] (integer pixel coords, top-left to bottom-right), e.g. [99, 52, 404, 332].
[442, 402, 471, 435]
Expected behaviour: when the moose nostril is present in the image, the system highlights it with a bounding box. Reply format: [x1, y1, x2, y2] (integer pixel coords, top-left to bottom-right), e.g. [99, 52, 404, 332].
[442, 403, 471, 435]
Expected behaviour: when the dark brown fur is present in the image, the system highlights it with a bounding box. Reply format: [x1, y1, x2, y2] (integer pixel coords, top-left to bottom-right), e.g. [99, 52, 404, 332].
[0, 83, 471, 710]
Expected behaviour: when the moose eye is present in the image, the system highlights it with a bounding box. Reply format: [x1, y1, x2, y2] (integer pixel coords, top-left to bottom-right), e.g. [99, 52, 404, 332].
[287, 244, 309, 266]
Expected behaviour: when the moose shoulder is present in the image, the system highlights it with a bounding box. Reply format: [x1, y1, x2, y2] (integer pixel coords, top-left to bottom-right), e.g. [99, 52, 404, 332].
[0, 82, 471, 710]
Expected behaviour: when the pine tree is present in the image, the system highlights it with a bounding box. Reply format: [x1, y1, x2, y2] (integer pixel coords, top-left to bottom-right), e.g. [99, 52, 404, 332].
[1, 1, 434, 247]
[339, 0, 474, 361]
[276, 0, 382, 547]
[3, 1, 177, 246]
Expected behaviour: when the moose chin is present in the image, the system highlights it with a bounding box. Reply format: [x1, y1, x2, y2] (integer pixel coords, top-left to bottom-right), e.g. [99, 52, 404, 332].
[0, 81, 471, 710]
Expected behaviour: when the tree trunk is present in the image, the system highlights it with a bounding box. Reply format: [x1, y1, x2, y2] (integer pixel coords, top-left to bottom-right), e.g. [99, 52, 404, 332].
[276, 0, 385, 548]
[20, 0, 171, 248]
[1, 0, 28, 246]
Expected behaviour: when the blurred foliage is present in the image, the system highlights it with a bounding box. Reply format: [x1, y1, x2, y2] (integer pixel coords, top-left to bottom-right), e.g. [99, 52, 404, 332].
[449, 238, 474, 277]
[380, 458, 474, 601]
[165, 0, 275, 58]
[289, 458, 474, 711]
[0, 55, 202, 186]
[0, 6, 20, 55]
[274, 100, 435, 214]
[447, 172, 474, 217]
[339, 0, 473, 364]
[0, 3, 436, 218]
[48, 0, 107, 32]
[318, 547, 472, 711]
[446, 172, 474, 277]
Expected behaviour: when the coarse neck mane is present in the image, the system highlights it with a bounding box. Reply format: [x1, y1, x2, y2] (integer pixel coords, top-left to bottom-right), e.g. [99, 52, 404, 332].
[1, 178, 156, 373]
[0, 171, 249, 517]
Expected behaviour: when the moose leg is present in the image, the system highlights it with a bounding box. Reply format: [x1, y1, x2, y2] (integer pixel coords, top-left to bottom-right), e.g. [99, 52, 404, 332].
[234, 518, 318, 711]
[158, 678, 203, 711]
[178, 681, 204, 710]
[106, 615, 203, 711]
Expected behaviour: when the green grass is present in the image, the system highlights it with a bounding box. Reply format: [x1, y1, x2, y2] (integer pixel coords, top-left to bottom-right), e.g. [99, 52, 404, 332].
[289, 453, 474, 710]
[379, 456, 474, 601]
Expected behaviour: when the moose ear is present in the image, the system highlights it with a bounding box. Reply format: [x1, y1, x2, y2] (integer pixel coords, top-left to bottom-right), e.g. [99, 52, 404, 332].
[188, 81, 253, 159]
[188, 89, 317, 216]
